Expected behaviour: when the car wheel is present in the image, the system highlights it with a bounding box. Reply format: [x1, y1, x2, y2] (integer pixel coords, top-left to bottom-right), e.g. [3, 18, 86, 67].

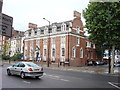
[7, 69, 11, 76]
[20, 72, 25, 79]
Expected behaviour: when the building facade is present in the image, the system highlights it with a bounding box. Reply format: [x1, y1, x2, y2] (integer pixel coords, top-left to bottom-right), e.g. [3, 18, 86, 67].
[0, 0, 3, 51]
[24, 12, 98, 66]
[2, 29, 25, 56]
[9, 35, 24, 57]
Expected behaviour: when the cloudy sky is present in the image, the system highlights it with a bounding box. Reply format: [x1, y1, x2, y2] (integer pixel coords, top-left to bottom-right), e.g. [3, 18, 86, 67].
[2, 0, 89, 31]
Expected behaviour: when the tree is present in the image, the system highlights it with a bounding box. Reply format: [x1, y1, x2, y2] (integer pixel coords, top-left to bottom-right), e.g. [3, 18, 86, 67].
[2, 41, 10, 55]
[83, 2, 120, 73]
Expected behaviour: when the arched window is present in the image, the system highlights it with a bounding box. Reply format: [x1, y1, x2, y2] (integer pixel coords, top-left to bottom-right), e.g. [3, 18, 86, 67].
[62, 48, 65, 56]
[76, 26, 80, 33]
[44, 27, 48, 34]
[61, 23, 66, 31]
[52, 48, 55, 57]
[72, 47, 76, 58]
[80, 48, 83, 58]
[52, 25, 57, 33]
[77, 37, 80, 45]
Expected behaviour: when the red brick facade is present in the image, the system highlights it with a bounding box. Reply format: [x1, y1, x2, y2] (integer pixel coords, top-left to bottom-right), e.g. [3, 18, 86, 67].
[24, 12, 98, 66]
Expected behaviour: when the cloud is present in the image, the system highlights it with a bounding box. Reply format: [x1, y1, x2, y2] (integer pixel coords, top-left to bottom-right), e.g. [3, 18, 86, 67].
[2, 0, 89, 31]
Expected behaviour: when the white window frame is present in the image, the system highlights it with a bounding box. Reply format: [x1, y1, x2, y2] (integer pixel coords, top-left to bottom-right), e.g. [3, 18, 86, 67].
[93, 44, 96, 49]
[61, 23, 66, 31]
[61, 36, 66, 44]
[86, 41, 91, 48]
[61, 48, 65, 56]
[43, 39, 47, 45]
[77, 37, 80, 45]
[52, 25, 57, 33]
[44, 27, 48, 34]
[52, 48, 55, 57]
[30, 40, 34, 48]
[72, 47, 76, 58]
[44, 49, 47, 56]
[76, 26, 80, 33]
[52, 37, 56, 44]
[80, 48, 83, 58]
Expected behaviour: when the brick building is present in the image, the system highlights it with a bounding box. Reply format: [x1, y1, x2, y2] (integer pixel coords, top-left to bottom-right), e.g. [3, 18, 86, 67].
[24, 11, 98, 66]
[1, 28, 25, 56]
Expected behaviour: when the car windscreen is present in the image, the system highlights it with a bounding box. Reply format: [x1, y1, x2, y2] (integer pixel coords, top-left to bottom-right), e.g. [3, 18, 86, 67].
[25, 62, 39, 67]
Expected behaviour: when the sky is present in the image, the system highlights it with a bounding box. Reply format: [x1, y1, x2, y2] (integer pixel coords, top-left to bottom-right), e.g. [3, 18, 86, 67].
[2, 0, 89, 31]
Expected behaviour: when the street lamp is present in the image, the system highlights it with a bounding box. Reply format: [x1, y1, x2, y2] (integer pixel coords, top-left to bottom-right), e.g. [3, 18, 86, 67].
[35, 45, 40, 62]
[43, 18, 50, 67]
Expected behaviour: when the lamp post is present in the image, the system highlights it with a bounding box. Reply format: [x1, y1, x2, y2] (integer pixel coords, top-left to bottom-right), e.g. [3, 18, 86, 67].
[35, 45, 40, 62]
[43, 18, 50, 67]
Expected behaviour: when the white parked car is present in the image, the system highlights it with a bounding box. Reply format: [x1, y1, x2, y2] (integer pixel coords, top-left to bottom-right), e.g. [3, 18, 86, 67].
[7, 62, 44, 79]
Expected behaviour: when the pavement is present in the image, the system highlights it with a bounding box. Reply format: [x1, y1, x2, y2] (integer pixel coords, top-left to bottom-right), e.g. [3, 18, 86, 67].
[38, 62, 120, 76]
[1, 60, 120, 76]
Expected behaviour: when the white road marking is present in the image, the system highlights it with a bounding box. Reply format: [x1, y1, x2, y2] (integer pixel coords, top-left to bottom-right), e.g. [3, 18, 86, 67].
[60, 79, 70, 82]
[108, 82, 120, 89]
[23, 81, 31, 84]
[45, 74, 70, 82]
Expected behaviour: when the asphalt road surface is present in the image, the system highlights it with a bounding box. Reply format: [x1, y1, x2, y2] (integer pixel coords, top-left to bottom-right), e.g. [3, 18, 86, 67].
[1, 64, 120, 89]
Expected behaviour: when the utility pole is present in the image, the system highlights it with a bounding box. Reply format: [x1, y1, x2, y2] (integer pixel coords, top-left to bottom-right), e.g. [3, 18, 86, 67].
[43, 18, 50, 67]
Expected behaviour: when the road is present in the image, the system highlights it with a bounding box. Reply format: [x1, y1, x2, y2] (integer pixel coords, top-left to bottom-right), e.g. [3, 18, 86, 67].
[1, 64, 120, 89]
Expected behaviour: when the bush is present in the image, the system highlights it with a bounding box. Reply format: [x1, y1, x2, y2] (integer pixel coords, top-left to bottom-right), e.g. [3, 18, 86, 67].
[10, 53, 23, 61]
[2, 55, 10, 60]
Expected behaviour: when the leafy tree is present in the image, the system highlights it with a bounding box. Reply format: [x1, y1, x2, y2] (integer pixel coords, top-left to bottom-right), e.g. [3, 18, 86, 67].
[3, 41, 10, 55]
[83, 2, 120, 55]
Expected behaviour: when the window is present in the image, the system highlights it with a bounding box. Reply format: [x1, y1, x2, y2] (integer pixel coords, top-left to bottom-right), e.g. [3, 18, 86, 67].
[44, 27, 48, 34]
[44, 39, 47, 45]
[36, 40, 40, 46]
[44, 49, 46, 56]
[13, 63, 19, 67]
[86, 41, 91, 48]
[80, 48, 83, 58]
[52, 48, 55, 57]
[62, 48, 65, 56]
[18, 63, 25, 67]
[30, 49, 33, 57]
[72, 48, 76, 58]
[26, 62, 39, 67]
[28, 31, 31, 36]
[77, 37, 80, 45]
[61, 36, 66, 44]
[76, 26, 80, 33]
[52, 37, 56, 44]
[49, 28, 52, 33]
[61, 23, 66, 31]
[34, 30, 37, 35]
[30, 41, 34, 47]
[57, 26, 61, 32]
[41, 30, 44, 34]
[52, 26, 56, 32]
[93, 44, 95, 49]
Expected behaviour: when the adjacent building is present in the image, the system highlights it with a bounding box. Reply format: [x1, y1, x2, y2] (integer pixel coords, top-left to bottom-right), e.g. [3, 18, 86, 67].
[24, 11, 98, 66]
[4, 29, 25, 56]
[0, 0, 3, 51]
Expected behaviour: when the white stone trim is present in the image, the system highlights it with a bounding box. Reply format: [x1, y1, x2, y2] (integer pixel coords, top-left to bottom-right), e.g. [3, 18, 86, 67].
[24, 33, 85, 41]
